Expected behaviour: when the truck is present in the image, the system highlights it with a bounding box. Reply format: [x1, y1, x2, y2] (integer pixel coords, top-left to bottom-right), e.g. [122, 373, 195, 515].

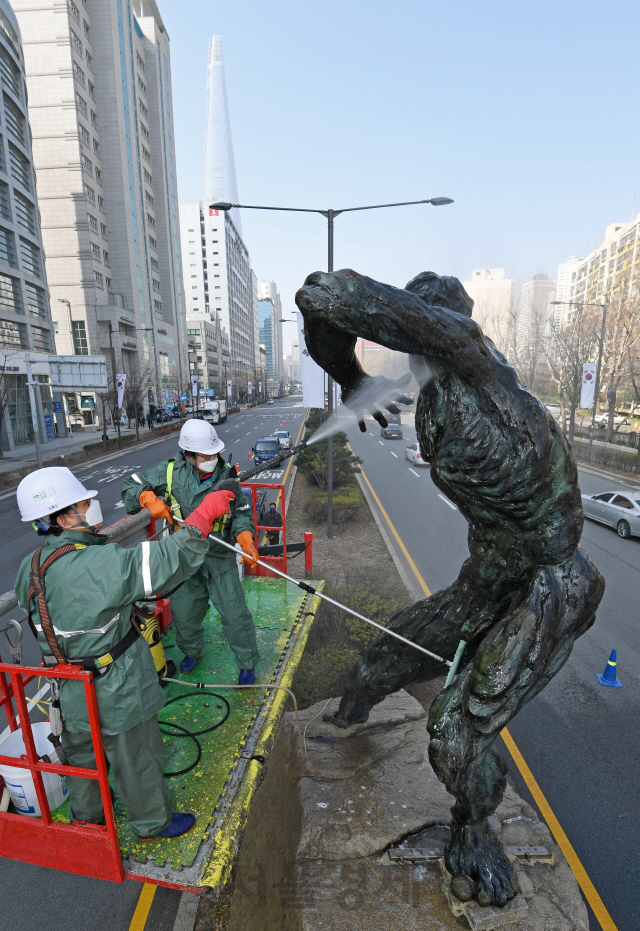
[201, 399, 227, 424]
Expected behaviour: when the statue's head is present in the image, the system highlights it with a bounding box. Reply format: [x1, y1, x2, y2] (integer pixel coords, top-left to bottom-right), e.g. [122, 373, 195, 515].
[405, 272, 474, 318]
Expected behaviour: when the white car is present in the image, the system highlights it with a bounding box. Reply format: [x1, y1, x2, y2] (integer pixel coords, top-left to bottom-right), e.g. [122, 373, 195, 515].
[405, 442, 428, 466]
[582, 490, 640, 538]
[272, 430, 291, 449]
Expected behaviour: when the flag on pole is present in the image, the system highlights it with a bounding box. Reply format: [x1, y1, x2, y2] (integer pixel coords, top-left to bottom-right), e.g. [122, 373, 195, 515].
[116, 374, 126, 410]
[248, 381, 253, 394]
[191, 375, 198, 398]
[209, 207, 219, 216]
[258, 381, 262, 392]
[227, 379, 232, 397]
[581, 363, 597, 409]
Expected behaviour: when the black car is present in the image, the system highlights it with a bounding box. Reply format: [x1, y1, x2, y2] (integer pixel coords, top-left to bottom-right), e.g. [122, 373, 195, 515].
[381, 413, 403, 439]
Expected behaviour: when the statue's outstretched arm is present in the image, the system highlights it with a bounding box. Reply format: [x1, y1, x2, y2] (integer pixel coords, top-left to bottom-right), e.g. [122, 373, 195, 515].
[296, 269, 496, 427]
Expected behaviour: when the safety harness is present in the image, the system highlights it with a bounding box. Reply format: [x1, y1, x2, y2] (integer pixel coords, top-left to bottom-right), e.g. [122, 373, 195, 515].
[27, 544, 139, 675]
[166, 458, 233, 535]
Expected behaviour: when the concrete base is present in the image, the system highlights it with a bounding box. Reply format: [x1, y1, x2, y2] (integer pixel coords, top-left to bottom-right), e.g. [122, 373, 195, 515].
[228, 691, 589, 931]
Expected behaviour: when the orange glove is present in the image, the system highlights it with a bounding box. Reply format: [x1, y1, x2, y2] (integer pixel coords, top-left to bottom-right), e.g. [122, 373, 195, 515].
[182, 490, 236, 538]
[236, 530, 259, 567]
[139, 489, 174, 525]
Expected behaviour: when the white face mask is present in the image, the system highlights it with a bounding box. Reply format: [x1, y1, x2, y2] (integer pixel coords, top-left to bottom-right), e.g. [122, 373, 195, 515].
[85, 498, 103, 527]
[70, 498, 103, 531]
[196, 456, 218, 473]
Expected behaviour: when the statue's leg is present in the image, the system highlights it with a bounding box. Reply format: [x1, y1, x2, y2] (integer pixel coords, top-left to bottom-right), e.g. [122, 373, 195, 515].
[325, 559, 489, 727]
[428, 546, 604, 907]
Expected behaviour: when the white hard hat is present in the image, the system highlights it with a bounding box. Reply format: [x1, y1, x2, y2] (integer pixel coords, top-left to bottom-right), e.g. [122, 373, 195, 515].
[178, 419, 225, 456]
[17, 467, 97, 522]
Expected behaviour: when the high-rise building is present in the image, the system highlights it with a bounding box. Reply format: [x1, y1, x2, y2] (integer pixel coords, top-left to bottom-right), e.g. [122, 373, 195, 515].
[179, 202, 253, 376]
[552, 257, 583, 329]
[259, 281, 282, 382]
[462, 269, 514, 354]
[14, 0, 187, 411]
[559, 218, 640, 324]
[258, 297, 276, 379]
[516, 274, 555, 349]
[0, 0, 59, 449]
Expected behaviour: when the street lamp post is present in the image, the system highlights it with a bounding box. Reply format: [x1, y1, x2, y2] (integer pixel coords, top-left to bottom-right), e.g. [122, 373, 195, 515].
[551, 299, 607, 462]
[212, 196, 453, 537]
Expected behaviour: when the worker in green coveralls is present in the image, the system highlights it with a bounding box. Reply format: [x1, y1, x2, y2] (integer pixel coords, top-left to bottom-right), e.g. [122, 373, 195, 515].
[121, 419, 260, 682]
[15, 466, 234, 838]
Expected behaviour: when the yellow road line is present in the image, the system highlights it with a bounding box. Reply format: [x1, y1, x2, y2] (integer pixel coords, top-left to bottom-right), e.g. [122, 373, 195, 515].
[501, 728, 618, 931]
[355, 450, 617, 930]
[348, 447, 431, 598]
[128, 883, 156, 931]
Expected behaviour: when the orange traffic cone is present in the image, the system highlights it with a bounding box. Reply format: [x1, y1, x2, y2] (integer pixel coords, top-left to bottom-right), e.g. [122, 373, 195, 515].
[236, 462, 240, 472]
[248, 451, 252, 459]
[285, 420, 288, 424]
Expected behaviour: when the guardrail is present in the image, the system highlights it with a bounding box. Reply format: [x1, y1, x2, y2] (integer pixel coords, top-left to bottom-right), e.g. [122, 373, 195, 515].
[0, 510, 155, 626]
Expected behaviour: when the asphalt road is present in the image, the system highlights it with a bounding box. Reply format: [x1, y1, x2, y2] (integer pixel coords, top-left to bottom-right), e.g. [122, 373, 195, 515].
[344, 408, 640, 931]
[0, 396, 305, 931]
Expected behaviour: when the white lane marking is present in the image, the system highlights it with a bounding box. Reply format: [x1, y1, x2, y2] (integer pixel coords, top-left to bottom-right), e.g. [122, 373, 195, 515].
[390, 451, 398, 458]
[378, 440, 384, 445]
[113, 501, 125, 509]
[369, 432, 374, 436]
[408, 468, 420, 478]
[438, 493, 457, 510]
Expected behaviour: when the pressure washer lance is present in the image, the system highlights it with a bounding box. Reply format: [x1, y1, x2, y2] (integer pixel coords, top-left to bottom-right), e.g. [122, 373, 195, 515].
[171, 514, 467, 680]
[212, 441, 308, 491]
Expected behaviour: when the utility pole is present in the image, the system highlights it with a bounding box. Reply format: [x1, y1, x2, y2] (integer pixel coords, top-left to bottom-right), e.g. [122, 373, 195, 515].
[326, 208, 335, 538]
[25, 356, 43, 469]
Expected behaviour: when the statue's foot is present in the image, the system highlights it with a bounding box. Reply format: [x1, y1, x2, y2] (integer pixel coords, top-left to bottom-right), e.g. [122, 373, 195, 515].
[446, 820, 518, 907]
[322, 695, 371, 728]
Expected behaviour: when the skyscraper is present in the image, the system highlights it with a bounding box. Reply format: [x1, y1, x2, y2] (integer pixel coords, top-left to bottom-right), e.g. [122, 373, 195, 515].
[180, 35, 257, 382]
[203, 36, 240, 234]
[14, 0, 187, 411]
[259, 281, 283, 382]
[516, 274, 555, 349]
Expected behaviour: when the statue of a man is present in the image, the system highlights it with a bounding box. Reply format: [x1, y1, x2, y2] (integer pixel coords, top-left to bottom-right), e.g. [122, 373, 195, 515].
[296, 269, 604, 908]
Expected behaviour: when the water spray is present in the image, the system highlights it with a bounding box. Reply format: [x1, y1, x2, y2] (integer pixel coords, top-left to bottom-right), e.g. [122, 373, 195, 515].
[212, 442, 307, 491]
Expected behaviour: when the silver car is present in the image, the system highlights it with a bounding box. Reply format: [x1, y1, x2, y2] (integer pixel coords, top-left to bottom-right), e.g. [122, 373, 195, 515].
[582, 490, 640, 538]
[405, 442, 429, 466]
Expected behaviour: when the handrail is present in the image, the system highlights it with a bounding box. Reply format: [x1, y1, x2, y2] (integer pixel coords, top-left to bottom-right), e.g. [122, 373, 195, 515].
[0, 510, 152, 623]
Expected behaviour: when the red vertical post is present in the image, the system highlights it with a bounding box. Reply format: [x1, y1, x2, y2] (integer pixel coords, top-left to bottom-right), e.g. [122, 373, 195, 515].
[304, 531, 313, 574]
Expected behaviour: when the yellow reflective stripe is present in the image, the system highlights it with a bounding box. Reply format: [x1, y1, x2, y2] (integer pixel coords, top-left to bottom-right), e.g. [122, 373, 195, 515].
[74, 544, 87, 550]
[608, 660, 617, 666]
[165, 459, 182, 520]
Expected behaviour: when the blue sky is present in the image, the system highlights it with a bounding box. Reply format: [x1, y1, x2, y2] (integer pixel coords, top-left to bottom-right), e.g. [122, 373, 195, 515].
[163, 0, 640, 353]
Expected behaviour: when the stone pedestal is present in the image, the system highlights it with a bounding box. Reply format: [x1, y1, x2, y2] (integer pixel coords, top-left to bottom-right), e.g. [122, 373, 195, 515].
[228, 691, 588, 931]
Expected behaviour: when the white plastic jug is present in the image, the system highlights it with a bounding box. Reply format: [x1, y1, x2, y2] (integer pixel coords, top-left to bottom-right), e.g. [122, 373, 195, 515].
[0, 722, 68, 816]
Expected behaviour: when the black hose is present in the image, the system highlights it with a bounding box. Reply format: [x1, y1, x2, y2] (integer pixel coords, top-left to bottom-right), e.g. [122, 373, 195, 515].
[158, 690, 231, 777]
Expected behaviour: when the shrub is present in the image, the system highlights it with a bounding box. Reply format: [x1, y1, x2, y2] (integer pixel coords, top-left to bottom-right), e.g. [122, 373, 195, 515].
[305, 483, 363, 529]
[292, 645, 361, 709]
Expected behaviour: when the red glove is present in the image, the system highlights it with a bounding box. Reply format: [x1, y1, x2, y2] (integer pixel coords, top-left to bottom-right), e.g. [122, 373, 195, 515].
[139, 490, 174, 525]
[236, 530, 259, 567]
[182, 490, 235, 538]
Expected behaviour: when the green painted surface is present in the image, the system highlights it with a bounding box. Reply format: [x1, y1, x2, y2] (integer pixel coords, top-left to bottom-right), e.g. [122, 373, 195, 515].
[51, 578, 306, 869]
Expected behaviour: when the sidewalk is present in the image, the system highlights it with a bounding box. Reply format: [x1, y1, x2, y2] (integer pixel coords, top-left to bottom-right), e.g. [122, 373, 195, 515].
[0, 425, 145, 472]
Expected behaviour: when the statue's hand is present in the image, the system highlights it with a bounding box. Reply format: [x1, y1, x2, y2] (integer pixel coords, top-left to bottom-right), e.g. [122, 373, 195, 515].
[342, 373, 413, 433]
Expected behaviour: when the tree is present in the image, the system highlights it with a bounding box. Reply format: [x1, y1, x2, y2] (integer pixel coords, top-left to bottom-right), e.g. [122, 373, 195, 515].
[544, 306, 600, 442]
[0, 348, 20, 458]
[600, 293, 640, 443]
[124, 361, 154, 440]
[626, 348, 640, 474]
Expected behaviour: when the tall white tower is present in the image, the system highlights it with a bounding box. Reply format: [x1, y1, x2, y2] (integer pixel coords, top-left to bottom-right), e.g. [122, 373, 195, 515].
[203, 36, 241, 233]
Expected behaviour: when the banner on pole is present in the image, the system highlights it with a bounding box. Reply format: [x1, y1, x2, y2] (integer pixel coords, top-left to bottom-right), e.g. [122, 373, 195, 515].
[258, 381, 262, 392]
[248, 381, 253, 394]
[227, 379, 232, 397]
[580, 363, 597, 409]
[297, 315, 325, 408]
[116, 374, 126, 410]
[191, 375, 198, 398]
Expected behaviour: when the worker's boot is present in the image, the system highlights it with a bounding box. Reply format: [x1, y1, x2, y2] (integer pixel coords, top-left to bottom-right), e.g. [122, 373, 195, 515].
[238, 667, 255, 686]
[180, 654, 199, 674]
[142, 813, 196, 839]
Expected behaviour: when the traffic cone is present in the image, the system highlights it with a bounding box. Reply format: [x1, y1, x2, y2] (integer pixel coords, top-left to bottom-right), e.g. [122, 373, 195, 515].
[285, 420, 288, 424]
[248, 451, 252, 459]
[236, 462, 240, 472]
[596, 649, 623, 687]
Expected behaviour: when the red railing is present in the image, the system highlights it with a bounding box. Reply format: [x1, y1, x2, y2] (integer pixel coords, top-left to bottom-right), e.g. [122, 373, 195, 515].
[0, 663, 123, 882]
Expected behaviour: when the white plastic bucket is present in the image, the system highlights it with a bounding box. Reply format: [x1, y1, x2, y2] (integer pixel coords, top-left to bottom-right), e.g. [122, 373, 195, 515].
[0, 722, 68, 816]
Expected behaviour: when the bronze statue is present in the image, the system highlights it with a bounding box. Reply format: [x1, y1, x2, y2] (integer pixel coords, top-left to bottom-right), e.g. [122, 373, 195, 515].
[295, 269, 604, 908]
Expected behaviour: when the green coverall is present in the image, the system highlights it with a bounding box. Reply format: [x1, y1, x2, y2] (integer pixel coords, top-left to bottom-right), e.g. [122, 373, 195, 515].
[121, 452, 260, 670]
[15, 524, 211, 837]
